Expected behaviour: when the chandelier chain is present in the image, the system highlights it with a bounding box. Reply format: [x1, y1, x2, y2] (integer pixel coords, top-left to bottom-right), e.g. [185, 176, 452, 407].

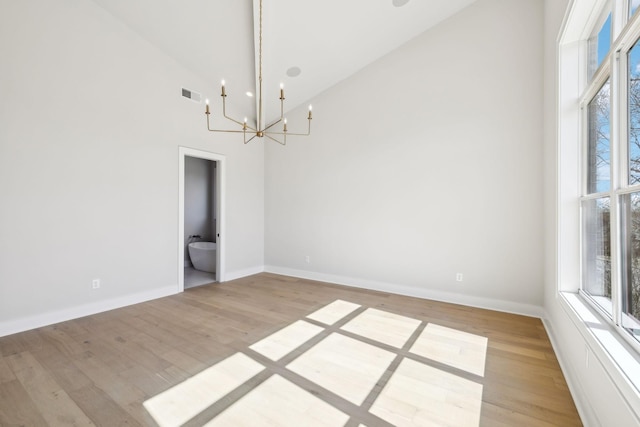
[258, 0, 263, 129]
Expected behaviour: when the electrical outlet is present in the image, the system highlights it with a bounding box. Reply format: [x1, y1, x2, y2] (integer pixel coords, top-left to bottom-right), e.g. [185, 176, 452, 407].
[92, 279, 100, 289]
[305, 255, 311, 264]
[456, 273, 463, 282]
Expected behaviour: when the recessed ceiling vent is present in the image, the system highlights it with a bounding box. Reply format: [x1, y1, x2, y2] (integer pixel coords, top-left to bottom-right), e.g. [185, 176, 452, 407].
[181, 88, 202, 103]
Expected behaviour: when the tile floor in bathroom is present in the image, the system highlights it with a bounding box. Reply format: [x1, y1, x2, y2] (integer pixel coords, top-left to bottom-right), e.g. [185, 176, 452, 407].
[184, 266, 216, 289]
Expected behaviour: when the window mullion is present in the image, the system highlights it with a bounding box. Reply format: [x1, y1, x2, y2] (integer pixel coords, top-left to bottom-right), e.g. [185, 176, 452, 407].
[612, 0, 626, 41]
[612, 49, 623, 326]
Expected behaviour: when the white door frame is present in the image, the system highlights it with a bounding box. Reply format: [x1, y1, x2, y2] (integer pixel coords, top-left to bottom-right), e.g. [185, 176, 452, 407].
[178, 146, 226, 291]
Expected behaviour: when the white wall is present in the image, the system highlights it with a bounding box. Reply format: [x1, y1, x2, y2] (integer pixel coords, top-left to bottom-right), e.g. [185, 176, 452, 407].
[0, 0, 264, 334]
[265, 0, 545, 315]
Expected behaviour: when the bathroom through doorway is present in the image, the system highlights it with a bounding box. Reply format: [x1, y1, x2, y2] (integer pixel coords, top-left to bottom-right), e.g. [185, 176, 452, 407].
[178, 147, 226, 291]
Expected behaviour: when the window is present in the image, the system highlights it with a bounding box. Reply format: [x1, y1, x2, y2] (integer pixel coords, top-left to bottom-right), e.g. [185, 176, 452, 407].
[629, 38, 640, 184]
[587, 80, 611, 194]
[580, 1, 640, 349]
[582, 197, 612, 311]
[588, 11, 612, 80]
[632, 0, 640, 18]
[621, 192, 640, 339]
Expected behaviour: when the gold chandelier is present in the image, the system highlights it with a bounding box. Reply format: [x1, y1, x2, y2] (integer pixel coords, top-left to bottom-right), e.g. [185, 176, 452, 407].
[204, 0, 312, 145]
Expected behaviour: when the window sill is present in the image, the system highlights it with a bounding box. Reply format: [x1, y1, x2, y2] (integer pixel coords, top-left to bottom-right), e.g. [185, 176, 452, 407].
[559, 292, 640, 415]
[587, 294, 613, 317]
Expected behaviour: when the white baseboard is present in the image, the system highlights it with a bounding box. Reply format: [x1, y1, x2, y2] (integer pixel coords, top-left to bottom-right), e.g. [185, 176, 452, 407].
[0, 265, 543, 337]
[224, 265, 265, 282]
[0, 285, 178, 338]
[264, 265, 545, 318]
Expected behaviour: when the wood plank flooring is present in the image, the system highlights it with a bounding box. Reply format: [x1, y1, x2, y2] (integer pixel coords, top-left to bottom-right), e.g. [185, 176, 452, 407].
[0, 273, 582, 426]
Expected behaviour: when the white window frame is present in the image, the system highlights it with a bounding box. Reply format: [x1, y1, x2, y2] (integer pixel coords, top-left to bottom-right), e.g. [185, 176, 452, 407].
[579, 0, 640, 355]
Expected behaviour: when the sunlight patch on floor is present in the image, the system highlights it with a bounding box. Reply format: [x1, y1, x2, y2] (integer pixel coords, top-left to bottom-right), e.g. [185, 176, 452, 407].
[410, 323, 488, 376]
[370, 358, 483, 427]
[250, 320, 324, 361]
[204, 375, 349, 426]
[306, 299, 361, 325]
[287, 333, 396, 405]
[143, 299, 488, 426]
[143, 353, 263, 427]
[341, 308, 421, 348]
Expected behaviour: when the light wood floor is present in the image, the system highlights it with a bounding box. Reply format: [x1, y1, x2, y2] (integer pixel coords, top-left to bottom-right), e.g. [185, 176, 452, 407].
[0, 273, 582, 426]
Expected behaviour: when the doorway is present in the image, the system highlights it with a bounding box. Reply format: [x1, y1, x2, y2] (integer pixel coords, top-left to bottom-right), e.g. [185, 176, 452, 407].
[178, 147, 225, 291]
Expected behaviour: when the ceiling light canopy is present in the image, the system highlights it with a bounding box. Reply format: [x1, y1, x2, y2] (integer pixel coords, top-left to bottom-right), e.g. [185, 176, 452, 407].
[204, 0, 312, 145]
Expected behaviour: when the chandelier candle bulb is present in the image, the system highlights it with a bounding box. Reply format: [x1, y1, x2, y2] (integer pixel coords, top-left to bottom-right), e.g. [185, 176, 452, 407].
[284, 118, 287, 132]
[221, 80, 226, 97]
[308, 105, 313, 120]
[280, 83, 285, 100]
[205, 99, 210, 114]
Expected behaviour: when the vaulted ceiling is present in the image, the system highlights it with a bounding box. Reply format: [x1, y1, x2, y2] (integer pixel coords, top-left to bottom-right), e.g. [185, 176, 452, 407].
[91, 0, 476, 124]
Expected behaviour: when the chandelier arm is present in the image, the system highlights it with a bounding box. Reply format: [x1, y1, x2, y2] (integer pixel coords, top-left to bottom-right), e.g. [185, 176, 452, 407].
[222, 112, 251, 129]
[263, 97, 285, 132]
[208, 128, 253, 134]
[207, 114, 254, 133]
[263, 117, 283, 132]
[227, 118, 257, 132]
[265, 133, 286, 146]
[208, 128, 255, 134]
[221, 95, 257, 131]
[263, 97, 284, 132]
[244, 133, 259, 144]
[264, 119, 311, 137]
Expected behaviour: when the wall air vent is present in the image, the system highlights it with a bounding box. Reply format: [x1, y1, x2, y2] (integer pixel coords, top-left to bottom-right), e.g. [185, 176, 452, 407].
[181, 88, 202, 103]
